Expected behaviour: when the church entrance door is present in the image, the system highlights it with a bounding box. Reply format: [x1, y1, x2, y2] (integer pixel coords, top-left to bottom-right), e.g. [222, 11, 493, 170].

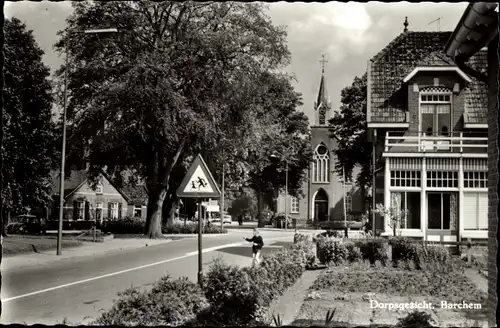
[314, 189, 329, 222]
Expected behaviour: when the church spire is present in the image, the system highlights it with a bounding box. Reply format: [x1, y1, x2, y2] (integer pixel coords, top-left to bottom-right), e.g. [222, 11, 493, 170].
[316, 54, 330, 111]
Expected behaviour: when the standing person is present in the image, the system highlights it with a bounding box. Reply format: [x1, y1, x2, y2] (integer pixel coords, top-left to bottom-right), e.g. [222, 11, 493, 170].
[243, 228, 264, 266]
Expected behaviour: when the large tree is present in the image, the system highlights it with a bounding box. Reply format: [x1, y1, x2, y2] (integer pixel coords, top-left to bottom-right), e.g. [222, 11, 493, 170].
[328, 73, 371, 210]
[2, 18, 57, 236]
[54, 2, 292, 238]
[246, 72, 313, 226]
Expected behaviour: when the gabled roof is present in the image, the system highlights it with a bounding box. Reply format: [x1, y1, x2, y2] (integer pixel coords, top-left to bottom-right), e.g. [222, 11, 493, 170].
[369, 31, 488, 124]
[121, 184, 148, 206]
[51, 169, 134, 203]
[51, 170, 88, 198]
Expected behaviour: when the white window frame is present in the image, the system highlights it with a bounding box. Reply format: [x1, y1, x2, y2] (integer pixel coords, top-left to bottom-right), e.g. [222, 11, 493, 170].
[464, 171, 488, 189]
[290, 197, 299, 213]
[110, 202, 119, 219]
[312, 143, 330, 183]
[95, 202, 103, 222]
[95, 181, 103, 194]
[77, 201, 85, 220]
[426, 171, 458, 188]
[419, 90, 453, 151]
[134, 205, 143, 218]
[390, 191, 421, 229]
[390, 170, 422, 187]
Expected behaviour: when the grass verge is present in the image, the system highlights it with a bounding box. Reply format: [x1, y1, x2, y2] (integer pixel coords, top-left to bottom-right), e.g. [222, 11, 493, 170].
[2, 235, 84, 256]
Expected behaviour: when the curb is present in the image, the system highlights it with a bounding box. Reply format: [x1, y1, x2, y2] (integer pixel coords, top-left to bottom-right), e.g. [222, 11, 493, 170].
[1, 239, 174, 272]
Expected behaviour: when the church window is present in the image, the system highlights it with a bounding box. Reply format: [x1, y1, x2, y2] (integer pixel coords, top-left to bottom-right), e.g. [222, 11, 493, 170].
[312, 144, 330, 183]
[291, 197, 299, 213]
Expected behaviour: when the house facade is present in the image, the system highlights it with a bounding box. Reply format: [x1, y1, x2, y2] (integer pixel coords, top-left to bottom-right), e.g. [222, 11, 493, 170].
[444, 3, 499, 326]
[276, 65, 364, 225]
[50, 170, 148, 223]
[367, 20, 489, 241]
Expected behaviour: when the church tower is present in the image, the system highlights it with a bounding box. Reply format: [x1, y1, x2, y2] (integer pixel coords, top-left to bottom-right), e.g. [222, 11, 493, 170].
[314, 54, 332, 125]
[275, 54, 363, 227]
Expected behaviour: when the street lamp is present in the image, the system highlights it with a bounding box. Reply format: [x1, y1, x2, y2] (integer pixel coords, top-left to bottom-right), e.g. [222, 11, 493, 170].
[57, 28, 119, 256]
[270, 150, 291, 231]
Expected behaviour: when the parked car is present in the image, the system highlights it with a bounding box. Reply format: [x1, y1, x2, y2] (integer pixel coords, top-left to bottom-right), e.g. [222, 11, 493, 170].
[209, 213, 233, 224]
[6, 215, 46, 235]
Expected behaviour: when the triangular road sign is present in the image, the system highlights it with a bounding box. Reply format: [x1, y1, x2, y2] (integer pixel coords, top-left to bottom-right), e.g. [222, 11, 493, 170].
[177, 154, 221, 198]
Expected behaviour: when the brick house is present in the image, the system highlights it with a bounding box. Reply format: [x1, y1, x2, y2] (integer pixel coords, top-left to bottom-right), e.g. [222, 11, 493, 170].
[444, 2, 498, 326]
[366, 20, 489, 241]
[50, 170, 148, 223]
[275, 64, 364, 226]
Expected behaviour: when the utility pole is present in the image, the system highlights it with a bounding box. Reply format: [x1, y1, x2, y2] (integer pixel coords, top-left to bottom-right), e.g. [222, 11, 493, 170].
[285, 160, 288, 231]
[57, 28, 118, 255]
[220, 162, 225, 231]
[343, 167, 347, 229]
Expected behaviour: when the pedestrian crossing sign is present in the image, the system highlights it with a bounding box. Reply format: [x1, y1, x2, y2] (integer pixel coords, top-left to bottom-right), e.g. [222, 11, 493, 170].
[177, 154, 221, 198]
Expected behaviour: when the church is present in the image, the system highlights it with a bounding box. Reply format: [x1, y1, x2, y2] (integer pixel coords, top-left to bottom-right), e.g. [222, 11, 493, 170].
[275, 58, 365, 227]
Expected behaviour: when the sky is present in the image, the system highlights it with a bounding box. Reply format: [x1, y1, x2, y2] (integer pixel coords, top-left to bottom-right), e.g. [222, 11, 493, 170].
[4, 1, 468, 123]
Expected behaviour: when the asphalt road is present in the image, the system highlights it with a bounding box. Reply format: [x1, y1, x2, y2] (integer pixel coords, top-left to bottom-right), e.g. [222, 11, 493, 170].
[0, 230, 293, 325]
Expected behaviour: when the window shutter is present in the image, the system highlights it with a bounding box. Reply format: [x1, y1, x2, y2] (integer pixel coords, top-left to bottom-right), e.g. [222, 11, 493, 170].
[73, 201, 78, 220]
[118, 203, 123, 219]
[478, 193, 488, 229]
[463, 193, 478, 229]
[85, 201, 90, 220]
[108, 203, 112, 220]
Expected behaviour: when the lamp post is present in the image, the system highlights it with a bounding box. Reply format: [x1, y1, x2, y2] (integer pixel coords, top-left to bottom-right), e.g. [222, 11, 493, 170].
[57, 28, 118, 256]
[271, 150, 291, 231]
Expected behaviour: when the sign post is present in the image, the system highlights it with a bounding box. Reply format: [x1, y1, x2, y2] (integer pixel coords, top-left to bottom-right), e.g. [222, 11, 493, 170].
[177, 154, 221, 287]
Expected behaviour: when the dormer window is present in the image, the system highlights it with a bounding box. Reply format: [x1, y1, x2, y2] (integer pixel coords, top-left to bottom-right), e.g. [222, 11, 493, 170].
[420, 87, 452, 137]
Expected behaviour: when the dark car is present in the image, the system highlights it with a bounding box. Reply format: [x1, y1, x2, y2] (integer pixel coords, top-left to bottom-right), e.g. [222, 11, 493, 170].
[6, 215, 46, 235]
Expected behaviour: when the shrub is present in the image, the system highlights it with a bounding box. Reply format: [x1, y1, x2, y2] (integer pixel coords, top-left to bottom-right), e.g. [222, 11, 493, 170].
[390, 238, 453, 272]
[396, 310, 434, 327]
[291, 236, 316, 267]
[162, 221, 227, 234]
[345, 243, 363, 263]
[355, 239, 389, 266]
[316, 236, 348, 265]
[202, 242, 311, 326]
[93, 275, 208, 326]
[203, 258, 265, 326]
[101, 217, 144, 234]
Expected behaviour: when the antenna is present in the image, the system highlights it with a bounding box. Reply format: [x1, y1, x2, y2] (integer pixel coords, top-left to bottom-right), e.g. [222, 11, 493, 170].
[428, 17, 443, 32]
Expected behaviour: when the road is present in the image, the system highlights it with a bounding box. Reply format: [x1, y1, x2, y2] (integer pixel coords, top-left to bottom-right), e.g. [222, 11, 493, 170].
[0, 229, 294, 325]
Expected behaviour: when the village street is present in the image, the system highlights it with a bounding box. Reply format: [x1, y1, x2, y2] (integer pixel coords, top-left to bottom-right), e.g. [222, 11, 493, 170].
[1, 228, 297, 325]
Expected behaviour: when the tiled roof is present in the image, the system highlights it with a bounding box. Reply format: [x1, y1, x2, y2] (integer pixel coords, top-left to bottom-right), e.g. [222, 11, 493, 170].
[51, 170, 88, 197]
[121, 184, 148, 206]
[368, 31, 487, 124]
[463, 50, 488, 124]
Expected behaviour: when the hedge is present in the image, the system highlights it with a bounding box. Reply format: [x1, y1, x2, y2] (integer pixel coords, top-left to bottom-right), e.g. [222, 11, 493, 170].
[93, 276, 208, 326]
[100, 218, 227, 235]
[94, 239, 314, 327]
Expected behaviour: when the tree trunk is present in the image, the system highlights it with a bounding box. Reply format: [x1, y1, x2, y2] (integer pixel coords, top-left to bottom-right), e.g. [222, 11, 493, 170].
[257, 190, 265, 228]
[1, 211, 10, 237]
[162, 193, 176, 225]
[145, 187, 167, 239]
[360, 185, 366, 213]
